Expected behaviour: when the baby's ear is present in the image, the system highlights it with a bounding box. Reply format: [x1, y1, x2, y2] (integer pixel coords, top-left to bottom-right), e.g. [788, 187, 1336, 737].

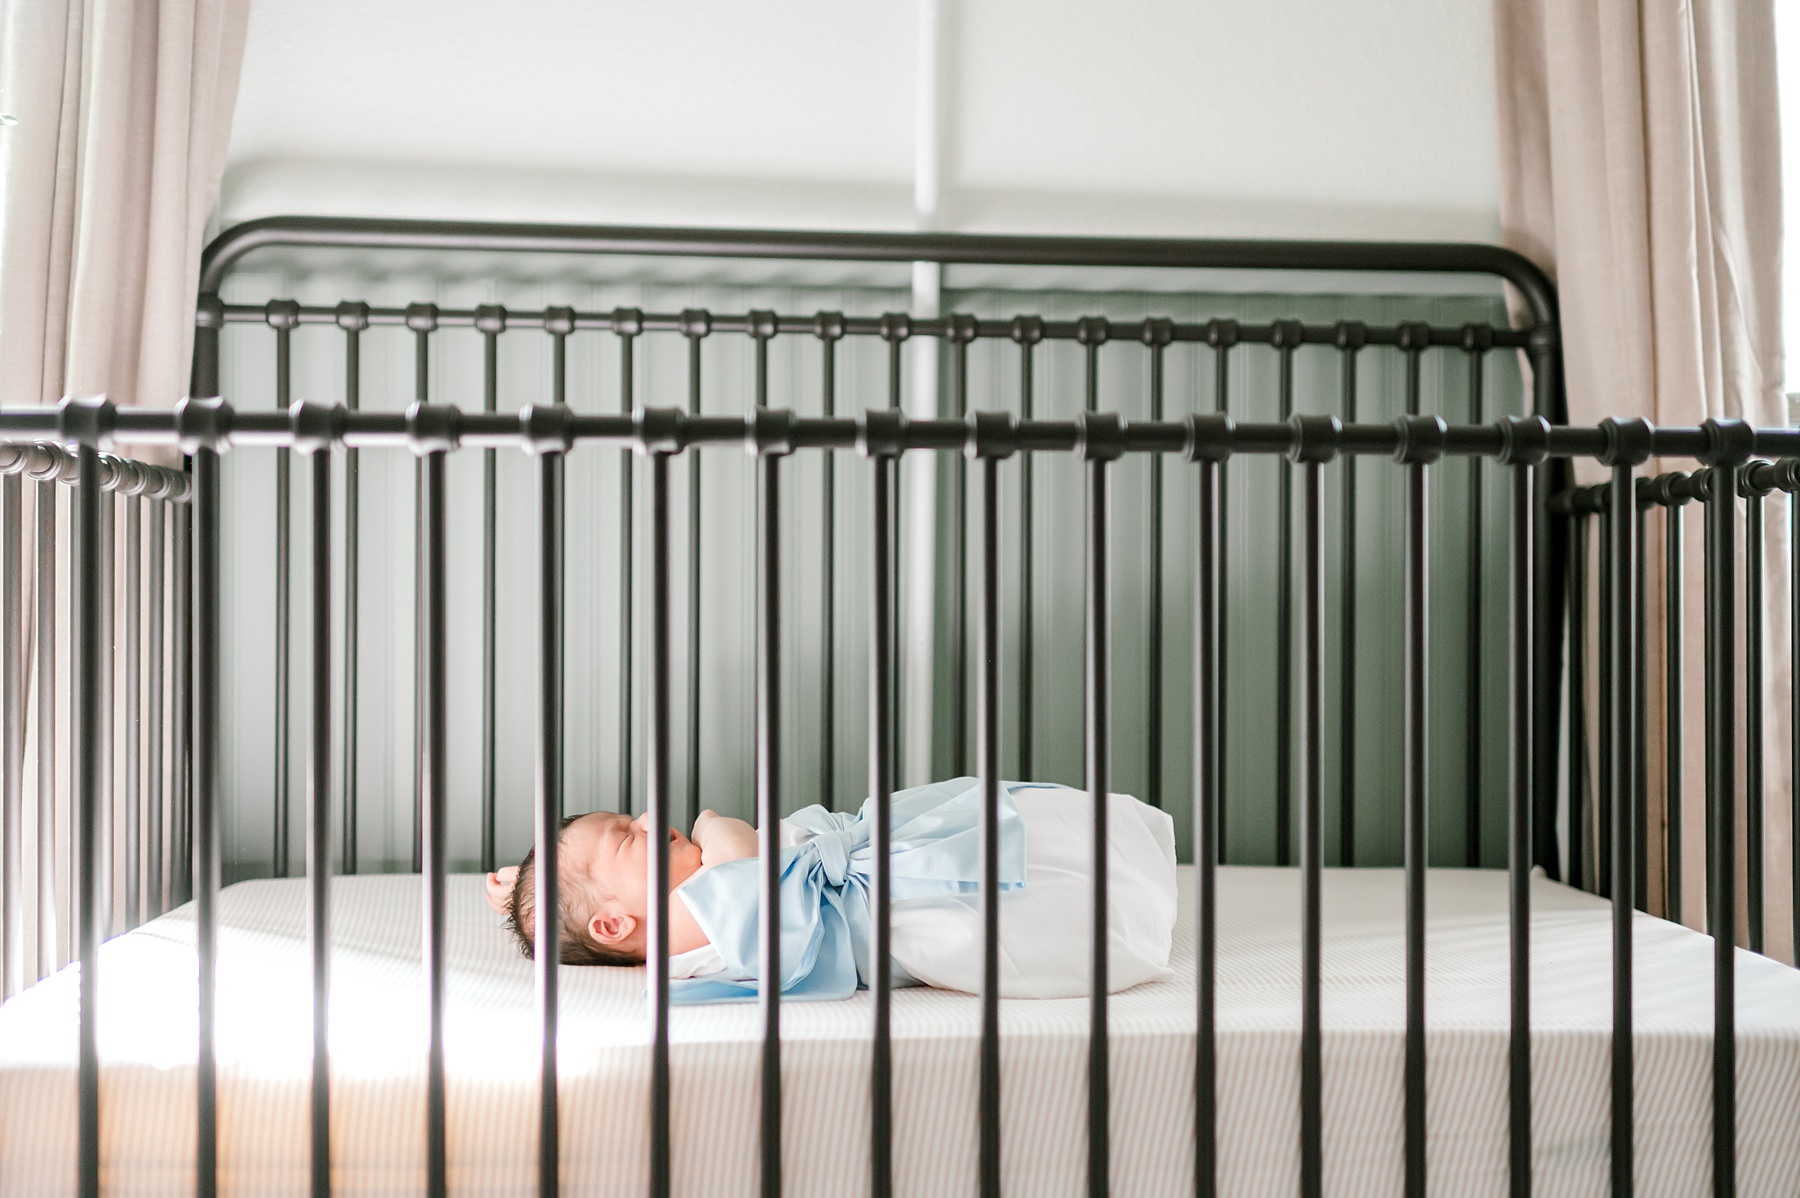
[485, 870, 517, 915]
[591, 909, 638, 947]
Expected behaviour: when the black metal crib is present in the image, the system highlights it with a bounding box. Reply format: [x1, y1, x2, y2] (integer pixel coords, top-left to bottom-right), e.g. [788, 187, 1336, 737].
[0, 218, 1794, 1198]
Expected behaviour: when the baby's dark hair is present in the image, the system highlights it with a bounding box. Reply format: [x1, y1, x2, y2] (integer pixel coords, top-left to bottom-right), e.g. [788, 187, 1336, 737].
[505, 814, 643, 967]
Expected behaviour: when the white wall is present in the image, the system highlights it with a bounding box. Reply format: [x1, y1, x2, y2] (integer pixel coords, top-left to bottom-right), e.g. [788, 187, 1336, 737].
[225, 0, 1501, 242]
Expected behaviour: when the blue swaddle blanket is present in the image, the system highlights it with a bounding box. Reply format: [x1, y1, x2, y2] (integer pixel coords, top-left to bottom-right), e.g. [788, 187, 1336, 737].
[669, 778, 1040, 1003]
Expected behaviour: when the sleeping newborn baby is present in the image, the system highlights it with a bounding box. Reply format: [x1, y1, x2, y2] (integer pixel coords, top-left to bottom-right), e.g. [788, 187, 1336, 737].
[484, 778, 1178, 1002]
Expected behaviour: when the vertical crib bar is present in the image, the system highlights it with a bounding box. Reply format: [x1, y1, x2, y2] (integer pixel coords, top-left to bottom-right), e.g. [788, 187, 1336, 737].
[1605, 503, 1620, 895]
[1665, 498, 1683, 924]
[1635, 497, 1649, 915]
[1401, 326, 1426, 419]
[683, 312, 708, 829]
[1400, 424, 1434, 1198]
[536, 447, 564, 1198]
[194, 443, 222, 1198]
[1, 473, 19, 999]
[1705, 456, 1737, 1197]
[36, 480, 56, 973]
[420, 449, 448, 1198]
[1193, 442, 1222, 1198]
[1210, 321, 1236, 857]
[273, 308, 294, 880]
[757, 445, 785, 1198]
[974, 445, 1001, 1198]
[548, 312, 571, 826]
[412, 481, 422, 880]
[97, 487, 113, 936]
[1504, 432, 1540, 1198]
[949, 319, 973, 779]
[751, 312, 773, 411]
[1743, 473, 1765, 952]
[1704, 477, 1717, 927]
[307, 445, 333, 1198]
[616, 311, 641, 814]
[816, 315, 842, 809]
[646, 446, 673, 1198]
[1273, 324, 1298, 866]
[1297, 450, 1326, 1198]
[1566, 514, 1587, 892]
[1465, 336, 1487, 867]
[1013, 317, 1042, 779]
[869, 448, 896, 1198]
[881, 318, 907, 775]
[75, 444, 102, 1198]
[1084, 438, 1114, 1198]
[1606, 452, 1641, 1198]
[1080, 318, 1106, 414]
[124, 494, 140, 929]
[1078, 317, 1109, 794]
[1336, 326, 1363, 866]
[1143, 322, 1171, 811]
[549, 310, 571, 402]
[1792, 485, 1800, 967]
[477, 307, 503, 869]
[749, 338, 782, 1197]
[174, 493, 192, 908]
[147, 499, 165, 918]
[408, 309, 435, 874]
[1399, 338, 1428, 1179]
[1398, 333, 1428, 1182]
[339, 304, 366, 875]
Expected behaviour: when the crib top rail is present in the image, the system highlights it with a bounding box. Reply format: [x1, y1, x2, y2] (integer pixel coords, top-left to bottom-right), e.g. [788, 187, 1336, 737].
[196, 215, 1562, 326]
[1554, 458, 1800, 514]
[0, 440, 188, 501]
[203, 298, 1539, 352]
[0, 395, 1777, 468]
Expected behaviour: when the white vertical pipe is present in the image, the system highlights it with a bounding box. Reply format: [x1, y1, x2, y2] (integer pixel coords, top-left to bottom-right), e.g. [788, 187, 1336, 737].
[904, 0, 944, 787]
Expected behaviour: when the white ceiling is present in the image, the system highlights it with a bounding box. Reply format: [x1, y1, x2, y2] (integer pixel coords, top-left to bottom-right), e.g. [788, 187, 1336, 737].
[224, 0, 1501, 242]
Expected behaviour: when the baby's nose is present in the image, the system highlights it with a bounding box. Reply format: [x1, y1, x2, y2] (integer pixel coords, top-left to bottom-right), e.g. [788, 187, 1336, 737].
[631, 811, 652, 833]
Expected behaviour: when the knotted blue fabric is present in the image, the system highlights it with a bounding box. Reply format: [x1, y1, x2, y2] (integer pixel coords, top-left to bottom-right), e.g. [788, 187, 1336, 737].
[669, 777, 1036, 1003]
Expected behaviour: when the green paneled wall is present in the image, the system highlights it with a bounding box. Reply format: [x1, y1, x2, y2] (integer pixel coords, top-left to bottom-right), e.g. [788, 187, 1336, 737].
[216, 260, 1521, 880]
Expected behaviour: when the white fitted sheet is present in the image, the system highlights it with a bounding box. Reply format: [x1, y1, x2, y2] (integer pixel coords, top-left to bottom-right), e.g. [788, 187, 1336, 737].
[2, 866, 1798, 1196]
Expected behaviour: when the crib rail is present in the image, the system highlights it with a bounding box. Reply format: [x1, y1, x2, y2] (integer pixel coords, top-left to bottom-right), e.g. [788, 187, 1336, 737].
[19, 220, 1794, 1198]
[3, 382, 1796, 1198]
[0, 441, 190, 1005]
[1556, 458, 1800, 1196]
[0, 437, 189, 1195]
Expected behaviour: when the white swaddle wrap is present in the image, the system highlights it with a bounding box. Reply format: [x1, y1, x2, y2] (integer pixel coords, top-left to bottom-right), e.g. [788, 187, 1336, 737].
[669, 783, 1178, 998]
[886, 785, 1178, 997]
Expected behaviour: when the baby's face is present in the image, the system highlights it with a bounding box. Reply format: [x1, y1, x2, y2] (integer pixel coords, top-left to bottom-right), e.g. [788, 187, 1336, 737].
[563, 811, 704, 920]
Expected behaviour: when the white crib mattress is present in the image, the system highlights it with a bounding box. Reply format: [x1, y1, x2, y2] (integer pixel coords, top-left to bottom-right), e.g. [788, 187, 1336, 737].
[2, 866, 1798, 1197]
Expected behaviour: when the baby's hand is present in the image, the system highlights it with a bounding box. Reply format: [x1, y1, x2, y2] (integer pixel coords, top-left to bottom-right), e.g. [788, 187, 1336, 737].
[485, 866, 519, 915]
[691, 809, 758, 867]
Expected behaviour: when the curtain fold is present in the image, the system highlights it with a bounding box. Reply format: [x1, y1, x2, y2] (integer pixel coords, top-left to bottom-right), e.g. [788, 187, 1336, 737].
[1, 0, 250, 413]
[0, 0, 248, 994]
[1494, 0, 1789, 959]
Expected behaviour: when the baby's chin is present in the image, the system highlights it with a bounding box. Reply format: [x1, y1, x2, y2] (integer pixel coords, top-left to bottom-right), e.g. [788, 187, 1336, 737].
[670, 842, 705, 887]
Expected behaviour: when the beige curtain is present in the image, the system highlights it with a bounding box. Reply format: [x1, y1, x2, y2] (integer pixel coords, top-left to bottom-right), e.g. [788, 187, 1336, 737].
[1494, 0, 1790, 959]
[0, 0, 248, 412]
[0, 0, 248, 995]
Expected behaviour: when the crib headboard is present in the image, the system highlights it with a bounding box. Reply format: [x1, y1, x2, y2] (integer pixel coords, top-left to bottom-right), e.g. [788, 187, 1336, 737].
[188, 218, 1567, 891]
